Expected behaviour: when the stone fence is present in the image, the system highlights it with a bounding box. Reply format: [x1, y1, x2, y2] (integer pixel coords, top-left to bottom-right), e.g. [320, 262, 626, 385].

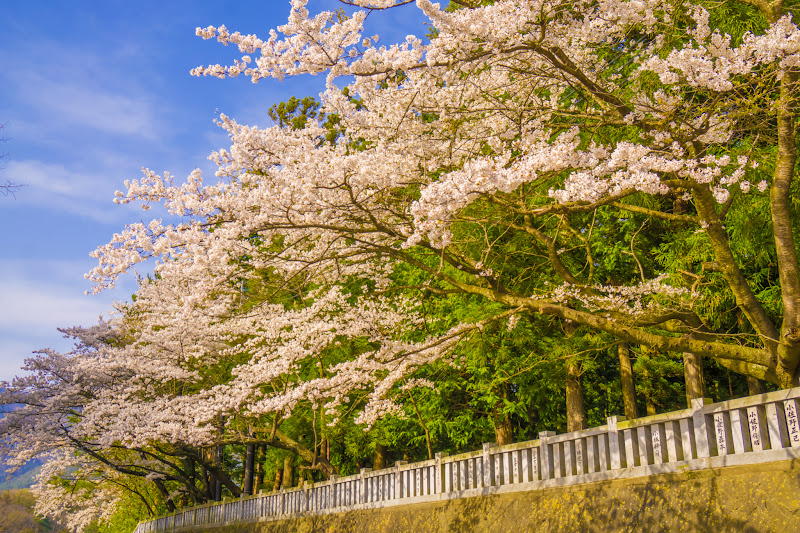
[133, 386, 800, 533]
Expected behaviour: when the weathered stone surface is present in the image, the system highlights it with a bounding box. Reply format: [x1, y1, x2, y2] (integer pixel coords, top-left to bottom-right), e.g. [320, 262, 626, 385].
[187, 460, 800, 533]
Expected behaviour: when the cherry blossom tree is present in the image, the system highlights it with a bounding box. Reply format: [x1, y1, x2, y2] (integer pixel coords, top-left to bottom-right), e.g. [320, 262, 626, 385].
[6, 0, 800, 529]
[93, 0, 800, 393]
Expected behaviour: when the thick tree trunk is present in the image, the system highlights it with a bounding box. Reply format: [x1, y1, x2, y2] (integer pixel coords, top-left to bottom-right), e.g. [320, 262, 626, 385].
[243, 443, 255, 495]
[181, 456, 197, 504]
[618, 343, 639, 420]
[214, 446, 223, 500]
[493, 383, 514, 445]
[215, 415, 224, 501]
[282, 456, 294, 489]
[771, 68, 800, 385]
[493, 413, 514, 445]
[646, 398, 657, 416]
[683, 352, 705, 407]
[693, 188, 781, 357]
[200, 464, 212, 501]
[747, 376, 765, 396]
[273, 465, 283, 492]
[197, 452, 241, 499]
[254, 444, 265, 491]
[566, 362, 586, 432]
[201, 449, 219, 501]
[373, 443, 388, 470]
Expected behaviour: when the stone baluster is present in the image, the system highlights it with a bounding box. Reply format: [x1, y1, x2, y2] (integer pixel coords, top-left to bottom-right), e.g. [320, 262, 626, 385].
[435, 453, 447, 494]
[691, 397, 713, 458]
[607, 416, 625, 469]
[784, 399, 800, 447]
[360, 468, 371, 504]
[393, 461, 406, 500]
[480, 443, 495, 487]
[765, 401, 789, 449]
[538, 431, 555, 480]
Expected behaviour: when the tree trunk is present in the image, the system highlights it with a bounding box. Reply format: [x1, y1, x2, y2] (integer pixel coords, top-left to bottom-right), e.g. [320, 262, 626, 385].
[215, 415, 224, 501]
[566, 362, 586, 432]
[201, 464, 212, 501]
[202, 447, 216, 501]
[269, 430, 337, 479]
[646, 398, 657, 416]
[618, 343, 639, 420]
[766, 30, 800, 385]
[747, 376, 765, 396]
[214, 447, 223, 500]
[493, 412, 514, 445]
[153, 479, 177, 512]
[408, 391, 433, 459]
[182, 456, 198, 505]
[273, 465, 283, 492]
[243, 443, 255, 495]
[493, 383, 514, 445]
[254, 444, 265, 491]
[683, 352, 705, 407]
[373, 443, 388, 470]
[282, 456, 294, 489]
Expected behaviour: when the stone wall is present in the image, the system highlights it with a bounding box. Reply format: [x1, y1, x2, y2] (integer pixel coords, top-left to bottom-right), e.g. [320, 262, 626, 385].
[189, 460, 800, 533]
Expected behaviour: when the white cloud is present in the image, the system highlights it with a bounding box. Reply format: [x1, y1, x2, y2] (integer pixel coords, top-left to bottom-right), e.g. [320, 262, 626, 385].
[0, 338, 45, 384]
[1, 34, 162, 142]
[7, 159, 101, 199]
[4, 159, 130, 223]
[0, 259, 137, 382]
[0, 278, 108, 336]
[16, 74, 159, 140]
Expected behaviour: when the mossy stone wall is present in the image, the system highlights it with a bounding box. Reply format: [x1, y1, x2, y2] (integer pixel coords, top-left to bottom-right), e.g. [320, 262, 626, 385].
[189, 460, 800, 533]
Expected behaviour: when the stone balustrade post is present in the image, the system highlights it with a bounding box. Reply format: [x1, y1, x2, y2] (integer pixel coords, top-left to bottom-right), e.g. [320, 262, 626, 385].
[482, 443, 496, 487]
[538, 431, 555, 480]
[691, 398, 713, 458]
[360, 468, 371, 504]
[328, 474, 338, 509]
[435, 452, 448, 493]
[394, 461, 407, 500]
[607, 416, 625, 469]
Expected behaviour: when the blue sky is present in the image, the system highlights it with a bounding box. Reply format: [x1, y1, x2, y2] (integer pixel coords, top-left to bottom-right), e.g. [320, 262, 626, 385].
[0, 1, 426, 382]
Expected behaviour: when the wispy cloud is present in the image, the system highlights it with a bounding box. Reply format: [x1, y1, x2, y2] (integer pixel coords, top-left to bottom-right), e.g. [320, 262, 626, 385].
[16, 75, 159, 140]
[0, 33, 173, 221]
[4, 159, 137, 223]
[1, 34, 164, 142]
[0, 259, 135, 382]
[0, 279, 104, 336]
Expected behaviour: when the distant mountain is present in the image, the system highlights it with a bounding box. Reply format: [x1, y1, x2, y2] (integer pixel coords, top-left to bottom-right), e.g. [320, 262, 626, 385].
[0, 458, 42, 490]
[0, 386, 43, 489]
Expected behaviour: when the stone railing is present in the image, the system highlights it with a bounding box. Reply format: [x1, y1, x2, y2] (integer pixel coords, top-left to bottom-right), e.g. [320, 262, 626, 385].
[134, 386, 800, 533]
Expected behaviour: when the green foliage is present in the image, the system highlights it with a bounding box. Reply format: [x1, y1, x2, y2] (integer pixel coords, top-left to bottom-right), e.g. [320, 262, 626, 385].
[267, 95, 343, 145]
[85, 490, 151, 533]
